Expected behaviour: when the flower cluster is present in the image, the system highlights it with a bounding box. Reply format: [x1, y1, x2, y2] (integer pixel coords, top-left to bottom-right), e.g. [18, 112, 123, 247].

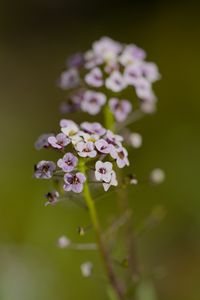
[34, 120, 129, 194]
[59, 36, 160, 119]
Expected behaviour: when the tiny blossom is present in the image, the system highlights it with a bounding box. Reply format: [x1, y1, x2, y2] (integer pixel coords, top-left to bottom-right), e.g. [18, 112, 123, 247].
[85, 67, 103, 87]
[35, 133, 53, 150]
[60, 120, 79, 138]
[75, 141, 97, 158]
[105, 71, 127, 92]
[95, 161, 113, 183]
[34, 160, 56, 179]
[92, 36, 122, 61]
[111, 147, 129, 168]
[134, 77, 156, 101]
[67, 52, 85, 69]
[119, 44, 146, 66]
[59, 68, 80, 90]
[80, 132, 99, 143]
[80, 122, 106, 136]
[48, 133, 70, 149]
[129, 133, 142, 148]
[141, 62, 161, 83]
[81, 90, 106, 115]
[80, 262, 93, 278]
[105, 130, 123, 147]
[57, 152, 78, 172]
[150, 168, 165, 184]
[84, 50, 103, 69]
[45, 191, 59, 206]
[63, 172, 86, 193]
[58, 236, 71, 248]
[124, 63, 142, 86]
[103, 170, 118, 191]
[109, 98, 132, 122]
[95, 139, 112, 154]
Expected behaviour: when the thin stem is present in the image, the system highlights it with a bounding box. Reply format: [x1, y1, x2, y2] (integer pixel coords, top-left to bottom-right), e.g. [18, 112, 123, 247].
[103, 103, 115, 131]
[80, 161, 126, 300]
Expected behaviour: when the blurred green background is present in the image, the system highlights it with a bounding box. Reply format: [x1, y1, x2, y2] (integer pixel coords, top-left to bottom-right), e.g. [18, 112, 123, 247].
[0, 0, 200, 299]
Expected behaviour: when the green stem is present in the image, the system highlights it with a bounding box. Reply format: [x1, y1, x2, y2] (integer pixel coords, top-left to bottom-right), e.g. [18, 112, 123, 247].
[104, 103, 115, 131]
[79, 161, 126, 300]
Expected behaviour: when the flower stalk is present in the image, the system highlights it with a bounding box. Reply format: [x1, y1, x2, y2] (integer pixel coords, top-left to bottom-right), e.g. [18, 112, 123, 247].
[79, 160, 126, 300]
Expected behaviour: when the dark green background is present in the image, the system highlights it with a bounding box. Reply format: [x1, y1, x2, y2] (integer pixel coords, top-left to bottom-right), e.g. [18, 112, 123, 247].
[0, 1, 200, 299]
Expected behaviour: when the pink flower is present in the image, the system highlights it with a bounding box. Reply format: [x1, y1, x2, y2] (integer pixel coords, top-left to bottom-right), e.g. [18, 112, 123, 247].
[105, 71, 127, 92]
[109, 98, 132, 122]
[81, 91, 106, 115]
[48, 133, 70, 149]
[63, 172, 86, 193]
[103, 170, 118, 191]
[110, 147, 129, 168]
[95, 161, 113, 183]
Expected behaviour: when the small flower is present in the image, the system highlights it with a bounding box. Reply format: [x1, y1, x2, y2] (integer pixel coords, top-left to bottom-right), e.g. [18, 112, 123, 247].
[95, 161, 113, 183]
[119, 44, 146, 66]
[45, 191, 59, 206]
[60, 120, 79, 137]
[109, 98, 132, 122]
[57, 152, 78, 172]
[111, 147, 129, 168]
[34, 160, 56, 179]
[124, 63, 142, 86]
[141, 62, 161, 83]
[150, 168, 165, 184]
[95, 139, 111, 154]
[75, 141, 97, 158]
[92, 36, 122, 61]
[85, 67, 103, 87]
[57, 236, 71, 248]
[67, 52, 85, 69]
[34, 133, 53, 150]
[84, 50, 103, 69]
[80, 122, 106, 136]
[48, 133, 70, 149]
[81, 90, 106, 115]
[80, 262, 93, 277]
[105, 130, 123, 147]
[134, 77, 156, 102]
[105, 71, 127, 92]
[59, 68, 80, 90]
[103, 170, 118, 191]
[129, 133, 142, 148]
[64, 172, 86, 193]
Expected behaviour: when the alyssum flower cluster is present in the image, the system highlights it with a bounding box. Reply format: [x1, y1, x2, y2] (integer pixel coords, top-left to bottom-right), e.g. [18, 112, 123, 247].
[59, 36, 160, 120]
[34, 120, 129, 200]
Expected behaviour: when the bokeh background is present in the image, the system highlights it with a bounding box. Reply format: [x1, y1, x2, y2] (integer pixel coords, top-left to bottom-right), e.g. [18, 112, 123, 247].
[0, 0, 200, 299]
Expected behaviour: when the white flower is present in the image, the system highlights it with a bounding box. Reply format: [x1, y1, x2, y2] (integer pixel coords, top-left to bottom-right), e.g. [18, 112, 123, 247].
[85, 67, 104, 87]
[105, 71, 127, 92]
[95, 161, 113, 183]
[75, 141, 97, 158]
[110, 147, 129, 168]
[103, 170, 118, 191]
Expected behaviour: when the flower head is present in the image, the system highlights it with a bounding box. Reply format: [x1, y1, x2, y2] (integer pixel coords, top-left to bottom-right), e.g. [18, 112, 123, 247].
[85, 67, 103, 87]
[105, 71, 127, 92]
[80, 122, 106, 136]
[64, 172, 86, 193]
[48, 133, 70, 149]
[75, 141, 97, 158]
[34, 160, 56, 179]
[103, 170, 118, 191]
[35, 133, 53, 150]
[95, 161, 113, 183]
[111, 147, 129, 168]
[81, 91, 106, 115]
[59, 68, 80, 90]
[57, 152, 78, 172]
[95, 139, 112, 154]
[109, 98, 132, 122]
